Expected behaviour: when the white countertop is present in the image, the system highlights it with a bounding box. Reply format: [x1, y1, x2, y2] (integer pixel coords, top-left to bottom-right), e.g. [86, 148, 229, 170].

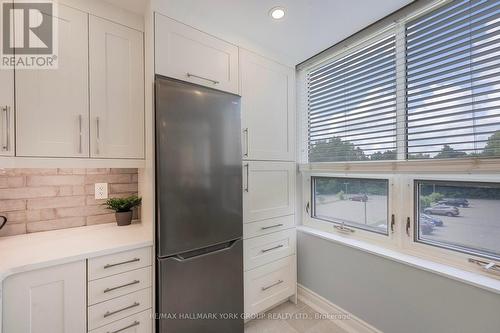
[0, 222, 153, 283]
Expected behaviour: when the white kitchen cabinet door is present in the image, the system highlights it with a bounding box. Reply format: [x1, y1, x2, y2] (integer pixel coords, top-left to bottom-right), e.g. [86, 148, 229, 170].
[243, 161, 295, 222]
[2, 261, 86, 333]
[155, 14, 239, 94]
[240, 49, 295, 161]
[90, 16, 145, 159]
[0, 68, 14, 156]
[15, 5, 89, 157]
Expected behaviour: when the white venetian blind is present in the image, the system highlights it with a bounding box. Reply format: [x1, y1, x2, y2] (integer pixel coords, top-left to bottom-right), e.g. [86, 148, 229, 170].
[307, 34, 398, 162]
[406, 0, 500, 159]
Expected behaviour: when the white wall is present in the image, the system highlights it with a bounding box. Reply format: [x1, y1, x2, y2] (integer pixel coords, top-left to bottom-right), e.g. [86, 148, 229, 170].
[298, 231, 500, 333]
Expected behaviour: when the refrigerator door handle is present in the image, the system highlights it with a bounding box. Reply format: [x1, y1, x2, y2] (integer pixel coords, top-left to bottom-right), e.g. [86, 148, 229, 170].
[170, 240, 239, 263]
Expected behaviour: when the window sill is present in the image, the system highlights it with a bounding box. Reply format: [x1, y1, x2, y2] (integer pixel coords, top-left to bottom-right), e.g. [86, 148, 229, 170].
[297, 225, 500, 295]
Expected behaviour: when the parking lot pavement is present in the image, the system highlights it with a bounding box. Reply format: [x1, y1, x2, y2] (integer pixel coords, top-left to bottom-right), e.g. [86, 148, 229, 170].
[420, 199, 500, 255]
[315, 195, 387, 231]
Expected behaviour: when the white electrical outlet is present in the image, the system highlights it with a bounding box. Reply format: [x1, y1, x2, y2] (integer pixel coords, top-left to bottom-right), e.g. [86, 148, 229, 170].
[95, 183, 108, 199]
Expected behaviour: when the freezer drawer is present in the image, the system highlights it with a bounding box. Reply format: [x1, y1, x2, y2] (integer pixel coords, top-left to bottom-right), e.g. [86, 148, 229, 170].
[157, 239, 244, 333]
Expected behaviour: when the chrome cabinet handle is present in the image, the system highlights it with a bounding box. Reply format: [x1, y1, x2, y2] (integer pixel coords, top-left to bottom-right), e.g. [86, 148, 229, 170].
[107, 321, 140, 333]
[261, 244, 283, 253]
[103, 257, 140, 269]
[103, 280, 140, 293]
[243, 128, 249, 157]
[262, 280, 283, 291]
[186, 72, 219, 85]
[261, 224, 283, 230]
[468, 258, 500, 275]
[103, 302, 140, 318]
[244, 163, 250, 192]
[334, 222, 355, 233]
[96, 116, 100, 155]
[78, 114, 83, 154]
[2, 106, 9, 151]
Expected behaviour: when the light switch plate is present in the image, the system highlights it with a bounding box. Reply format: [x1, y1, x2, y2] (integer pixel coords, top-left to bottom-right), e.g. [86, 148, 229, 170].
[95, 183, 108, 199]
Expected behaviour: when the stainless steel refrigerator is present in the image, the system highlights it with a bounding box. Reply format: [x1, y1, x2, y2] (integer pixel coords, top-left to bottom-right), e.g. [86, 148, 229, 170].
[155, 76, 244, 333]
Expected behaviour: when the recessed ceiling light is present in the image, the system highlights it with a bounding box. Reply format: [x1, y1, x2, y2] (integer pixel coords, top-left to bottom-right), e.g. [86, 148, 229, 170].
[270, 7, 285, 20]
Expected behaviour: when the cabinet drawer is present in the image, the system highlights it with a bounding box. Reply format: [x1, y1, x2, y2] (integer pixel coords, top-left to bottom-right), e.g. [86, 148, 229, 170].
[244, 229, 296, 271]
[88, 288, 152, 330]
[243, 215, 294, 239]
[155, 13, 239, 94]
[88, 247, 151, 280]
[89, 309, 151, 333]
[88, 267, 152, 305]
[244, 255, 296, 316]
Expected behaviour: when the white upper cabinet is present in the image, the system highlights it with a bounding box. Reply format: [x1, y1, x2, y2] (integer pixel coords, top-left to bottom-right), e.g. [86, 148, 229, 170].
[243, 161, 295, 223]
[240, 49, 295, 161]
[2, 261, 86, 333]
[15, 5, 89, 157]
[89, 16, 145, 159]
[155, 14, 239, 94]
[0, 68, 14, 156]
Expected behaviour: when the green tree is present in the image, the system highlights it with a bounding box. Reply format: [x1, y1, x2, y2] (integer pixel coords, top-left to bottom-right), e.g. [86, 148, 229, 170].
[309, 138, 367, 162]
[370, 150, 397, 160]
[420, 192, 444, 208]
[482, 131, 500, 157]
[434, 144, 467, 159]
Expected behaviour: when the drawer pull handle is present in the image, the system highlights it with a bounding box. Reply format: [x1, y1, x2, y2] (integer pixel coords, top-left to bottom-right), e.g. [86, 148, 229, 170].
[261, 244, 284, 253]
[104, 280, 140, 293]
[107, 320, 140, 333]
[104, 302, 140, 318]
[187, 72, 219, 85]
[104, 258, 140, 269]
[262, 280, 284, 291]
[261, 223, 284, 230]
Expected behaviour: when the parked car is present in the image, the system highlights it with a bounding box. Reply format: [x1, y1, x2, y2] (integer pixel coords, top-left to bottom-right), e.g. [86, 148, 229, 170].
[420, 213, 444, 226]
[424, 205, 459, 217]
[437, 198, 469, 208]
[350, 194, 368, 202]
[420, 220, 434, 235]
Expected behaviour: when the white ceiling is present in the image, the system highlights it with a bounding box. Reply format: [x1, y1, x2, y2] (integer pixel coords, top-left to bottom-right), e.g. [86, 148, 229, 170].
[106, 0, 414, 66]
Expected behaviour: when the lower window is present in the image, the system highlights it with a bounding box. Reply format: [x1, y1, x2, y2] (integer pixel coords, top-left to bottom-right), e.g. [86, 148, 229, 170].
[415, 180, 500, 260]
[312, 177, 389, 235]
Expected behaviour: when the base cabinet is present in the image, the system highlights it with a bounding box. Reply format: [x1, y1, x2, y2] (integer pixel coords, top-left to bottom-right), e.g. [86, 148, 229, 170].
[2, 261, 87, 333]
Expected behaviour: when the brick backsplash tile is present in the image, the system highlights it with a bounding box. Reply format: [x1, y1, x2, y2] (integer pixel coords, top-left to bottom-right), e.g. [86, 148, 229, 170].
[5, 211, 27, 224]
[27, 196, 87, 210]
[0, 223, 27, 237]
[110, 183, 138, 194]
[0, 199, 26, 211]
[85, 174, 132, 184]
[0, 168, 139, 237]
[27, 217, 86, 233]
[0, 176, 25, 188]
[27, 175, 85, 187]
[0, 187, 59, 200]
[86, 213, 116, 225]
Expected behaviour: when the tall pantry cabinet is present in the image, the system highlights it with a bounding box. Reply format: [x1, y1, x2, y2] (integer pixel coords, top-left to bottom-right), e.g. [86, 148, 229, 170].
[240, 49, 297, 316]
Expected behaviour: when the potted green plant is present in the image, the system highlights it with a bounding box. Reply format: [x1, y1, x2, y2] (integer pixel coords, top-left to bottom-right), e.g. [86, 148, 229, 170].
[103, 195, 142, 226]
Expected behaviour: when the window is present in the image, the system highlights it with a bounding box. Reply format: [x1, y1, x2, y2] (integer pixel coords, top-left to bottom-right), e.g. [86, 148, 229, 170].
[304, 0, 500, 163]
[406, 0, 500, 159]
[415, 180, 500, 260]
[312, 177, 389, 234]
[307, 35, 397, 162]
